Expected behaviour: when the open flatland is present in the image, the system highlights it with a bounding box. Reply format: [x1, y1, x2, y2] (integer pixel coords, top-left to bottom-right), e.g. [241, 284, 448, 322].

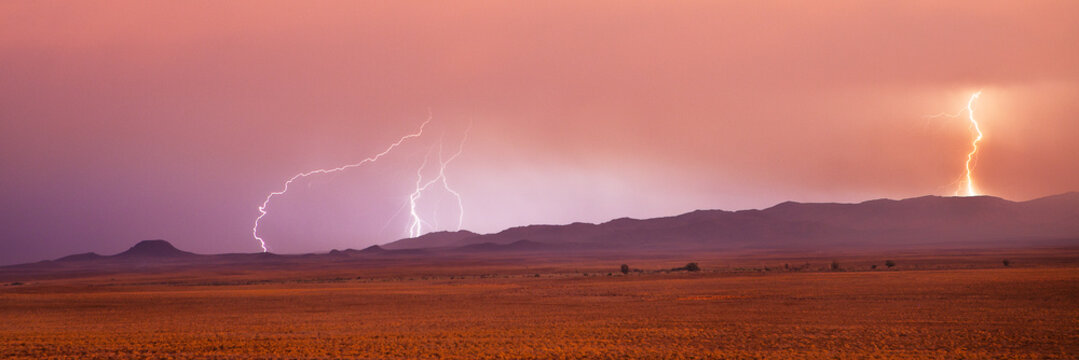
[1, 250, 1077, 359]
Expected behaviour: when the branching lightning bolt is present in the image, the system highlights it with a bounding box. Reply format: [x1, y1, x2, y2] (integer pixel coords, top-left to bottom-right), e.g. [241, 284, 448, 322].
[252, 117, 431, 252]
[407, 125, 470, 238]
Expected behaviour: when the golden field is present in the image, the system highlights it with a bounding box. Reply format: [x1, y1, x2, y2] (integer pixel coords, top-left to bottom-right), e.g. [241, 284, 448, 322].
[1, 251, 1077, 359]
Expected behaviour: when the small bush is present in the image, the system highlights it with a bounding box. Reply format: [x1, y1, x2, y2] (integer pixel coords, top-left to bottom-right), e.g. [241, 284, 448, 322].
[1003, 259, 1010, 267]
[885, 260, 896, 268]
[871, 264, 877, 270]
[620, 264, 630, 275]
[830, 260, 840, 271]
[684, 262, 701, 272]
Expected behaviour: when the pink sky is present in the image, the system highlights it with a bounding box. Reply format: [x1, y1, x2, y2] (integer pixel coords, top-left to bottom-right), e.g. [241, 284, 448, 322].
[2, 1, 1078, 263]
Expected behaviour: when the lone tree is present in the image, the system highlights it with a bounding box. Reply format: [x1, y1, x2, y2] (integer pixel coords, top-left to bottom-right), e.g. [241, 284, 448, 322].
[620, 264, 630, 275]
[885, 260, 896, 268]
[1003, 259, 1011, 267]
[830, 260, 840, 271]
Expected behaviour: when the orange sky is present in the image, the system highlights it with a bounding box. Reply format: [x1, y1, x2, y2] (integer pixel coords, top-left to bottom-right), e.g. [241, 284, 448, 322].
[1, 1, 1077, 263]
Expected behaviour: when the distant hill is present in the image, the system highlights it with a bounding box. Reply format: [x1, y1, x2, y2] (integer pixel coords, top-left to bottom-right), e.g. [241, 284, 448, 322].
[384, 231, 479, 250]
[114, 239, 197, 258]
[55, 252, 104, 262]
[51, 239, 197, 262]
[384, 192, 1079, 251]
[452, 239, 556, 253]
[5, 193, 1077, 274]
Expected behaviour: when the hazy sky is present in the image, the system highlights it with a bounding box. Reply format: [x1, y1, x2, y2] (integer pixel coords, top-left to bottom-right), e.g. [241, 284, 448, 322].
[2, 1, 1078, 264]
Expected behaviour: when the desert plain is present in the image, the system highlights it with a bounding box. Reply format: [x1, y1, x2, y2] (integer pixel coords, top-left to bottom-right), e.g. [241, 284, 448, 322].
[1, 248, 1076, 359]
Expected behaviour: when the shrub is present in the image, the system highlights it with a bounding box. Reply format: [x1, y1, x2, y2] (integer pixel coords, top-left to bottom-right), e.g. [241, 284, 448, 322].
[885, 260, 896, 268]
[621, 264, 630, 275]
[669, 263, 699, 272]
[871, 264, 877, 270]
[1003, 259, 1010, 267]
[830, 260, 840, 271]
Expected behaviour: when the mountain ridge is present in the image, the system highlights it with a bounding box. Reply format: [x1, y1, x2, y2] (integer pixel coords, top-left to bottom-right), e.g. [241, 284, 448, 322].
[6, 192, 1078, 269]
[384, 193, 1079, 251]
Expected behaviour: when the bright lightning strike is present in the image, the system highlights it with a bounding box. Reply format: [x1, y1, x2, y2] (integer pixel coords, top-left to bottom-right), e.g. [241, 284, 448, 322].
[407, 126, 470, 238]
[959, 91, 983, 196]
[252, 117, 431, 252]
[927, 91, 985, 197]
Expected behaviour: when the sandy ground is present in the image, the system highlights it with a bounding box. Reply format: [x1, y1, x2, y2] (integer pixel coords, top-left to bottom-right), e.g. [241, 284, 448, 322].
[1, 250, 1077, 359]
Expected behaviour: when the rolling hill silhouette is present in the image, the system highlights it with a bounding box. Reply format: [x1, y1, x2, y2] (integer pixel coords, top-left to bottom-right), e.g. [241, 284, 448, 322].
[114, 239, 197, 258]
[385, 193, 1079, 252]
[55, 252, 104, 262]
[4, 193, 1077, 273]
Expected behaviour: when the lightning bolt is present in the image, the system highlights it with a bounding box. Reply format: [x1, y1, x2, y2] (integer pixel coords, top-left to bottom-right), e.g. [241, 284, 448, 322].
[407, 125, 470, 238]
[407, 150, 434, 237]
[252, 117, 431, 252]
[926, 91, 984, 196]
[959, 91, 983, 196]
